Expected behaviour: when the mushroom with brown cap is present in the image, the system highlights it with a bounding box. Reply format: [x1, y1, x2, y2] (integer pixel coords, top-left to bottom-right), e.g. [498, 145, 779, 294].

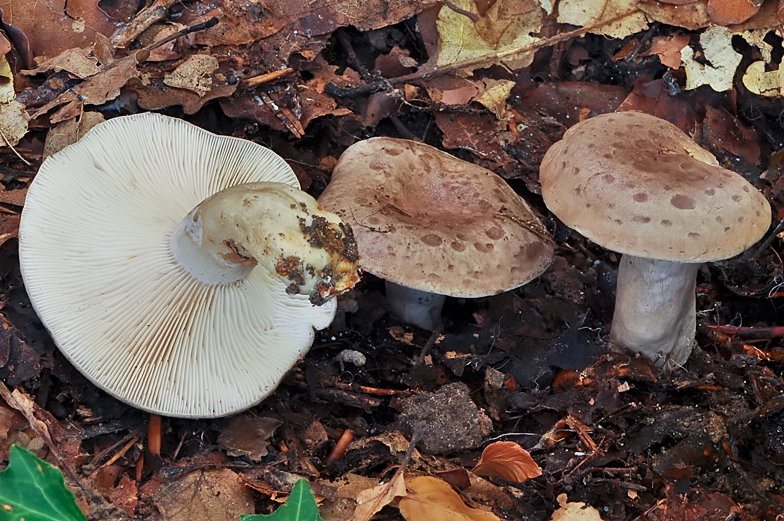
[318, 137, 554, 330]
[540, 111, 771, 369]
[19, 113, 360, 418]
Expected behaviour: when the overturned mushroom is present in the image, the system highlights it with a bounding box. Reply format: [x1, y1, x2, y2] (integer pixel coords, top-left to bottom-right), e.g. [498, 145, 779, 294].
[540, 111, 771, 369]
[319, 137, 553, 330]
[19, 113, 360, 418]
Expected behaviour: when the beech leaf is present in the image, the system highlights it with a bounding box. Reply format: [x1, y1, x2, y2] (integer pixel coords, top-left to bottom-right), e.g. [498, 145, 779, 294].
[398, 475, 500, 521]
[471, 441, 542, 483]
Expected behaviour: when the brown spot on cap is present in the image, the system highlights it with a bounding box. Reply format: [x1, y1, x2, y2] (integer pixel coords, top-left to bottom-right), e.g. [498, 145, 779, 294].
[603, 174, 614, 183]
[671, 194, 696, 209]
[661, 220, 672, 226]
[450, 241, 465, 252]
[732, 194, 741, 202]
[688, 232, 700, 238]
[421, 234, 442, 246]
[485, 227, 503, 240]
[633, 193, 648, 202]
[705, 189, 715, 196]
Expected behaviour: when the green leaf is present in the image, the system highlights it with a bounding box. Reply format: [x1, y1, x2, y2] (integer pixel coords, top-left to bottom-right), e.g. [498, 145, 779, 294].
[0, 444, 87, 521]
[240, 479, 325, 521]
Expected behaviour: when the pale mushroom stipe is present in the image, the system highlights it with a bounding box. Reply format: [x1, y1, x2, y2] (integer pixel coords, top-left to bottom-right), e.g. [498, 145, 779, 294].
[540, 111, 771, 369]
[318, 137, 554, 330]
[19, 113, 360, 418]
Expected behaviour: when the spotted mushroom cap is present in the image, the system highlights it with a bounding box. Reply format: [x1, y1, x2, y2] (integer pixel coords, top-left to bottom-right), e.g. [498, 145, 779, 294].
[318, 137, 553, 297]
[540, 111, 771, 262]
[19, 113, 338, 418]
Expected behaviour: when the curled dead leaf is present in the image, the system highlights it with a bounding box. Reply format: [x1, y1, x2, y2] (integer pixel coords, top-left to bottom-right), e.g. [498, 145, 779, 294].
[471, 441, 542, 483]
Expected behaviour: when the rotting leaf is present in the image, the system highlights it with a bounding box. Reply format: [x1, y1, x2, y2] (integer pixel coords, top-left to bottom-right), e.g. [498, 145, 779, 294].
[643, 35, 691, 68]
[471, 441, 542, 483]
[153, 468, 255, 521]
[742, 60, 784, 97]
[681, 26, 741, 92]
[163, 54, 219, 97]
[638, 0, 712, 30]
[398, 475, 500, 521]
[217, 414, 282, 462]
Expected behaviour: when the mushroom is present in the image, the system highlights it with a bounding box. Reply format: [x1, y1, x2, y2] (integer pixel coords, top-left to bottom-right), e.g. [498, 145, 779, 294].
[318, 137, 553, 330]
[19, 113, 360, 418]
[540, 111, 771, 369]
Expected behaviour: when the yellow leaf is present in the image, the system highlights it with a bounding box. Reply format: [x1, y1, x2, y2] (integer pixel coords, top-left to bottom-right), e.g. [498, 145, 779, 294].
[399, 476, 500, 521]
[550, 493, 605, 521]
[742, 60, 784, 97]
[681, 26, 741, 92]
[558, 0, 648, 39]
[435, 0, 542, 74]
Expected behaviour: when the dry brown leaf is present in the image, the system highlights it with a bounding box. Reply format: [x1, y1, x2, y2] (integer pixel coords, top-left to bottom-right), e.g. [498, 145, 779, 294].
[152, 468, 254, 521]
[0, 0, 119, 59]
[350, 473, 407, 521]
[21, 48, 100, 78]
[436, 0, 543, 74]
[550, 493, 604, 521]
[217, 414, 282, 462]
[164, 54, 219, 97]
[644, 35, 691, 68]
[0, 100, 29, 147]
[707, 0, 761, 25]
[43, 111, 104, 158]
[398, 476, 500, 521]
[638, 0, 712, 30]
[471, 441, 542, 483]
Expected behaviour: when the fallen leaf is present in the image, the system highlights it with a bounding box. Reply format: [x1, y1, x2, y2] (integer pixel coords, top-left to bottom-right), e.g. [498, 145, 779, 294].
[558, 0, 648, 39]
[473, 79, 515, 119]
[164, 54, 220, 97]
[638, 0, 712, 30]
[399, 476, 500, 521]
[350, 473, 406, 521]
[644, 35, 691, 68]
[217, 415, 282, 462]
[550, 493, 604, 521]
[0, 100, 28, 146]
[742, 60, 784, 97]
[153, 468, 254, 521]
[0, 0, 119, 59]
[435, 0, 543, 74]
[681, 26, 741, 92]
[43, 111, 105, 158]
[22, 47, 100, 78]
[707, 0, 761, 25]
[471, 441, 542, 483]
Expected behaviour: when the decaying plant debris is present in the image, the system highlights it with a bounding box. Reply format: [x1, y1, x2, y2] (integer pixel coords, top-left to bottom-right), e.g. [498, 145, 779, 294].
[1, 0, 784, 520]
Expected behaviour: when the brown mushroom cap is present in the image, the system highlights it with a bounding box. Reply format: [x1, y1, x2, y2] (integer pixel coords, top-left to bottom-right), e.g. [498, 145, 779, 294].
[540, 111, 771, 262]
[318, 137, 553, 297]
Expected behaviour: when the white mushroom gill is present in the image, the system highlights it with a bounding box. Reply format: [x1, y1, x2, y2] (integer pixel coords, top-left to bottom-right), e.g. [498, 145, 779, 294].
[19, 113, 359, 418]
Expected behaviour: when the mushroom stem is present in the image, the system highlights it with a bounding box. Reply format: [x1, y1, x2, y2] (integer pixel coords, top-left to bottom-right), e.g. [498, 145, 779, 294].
[385, 281, 446, 331]
[609, 255, 699, 370]
[171, 182, 360, 304]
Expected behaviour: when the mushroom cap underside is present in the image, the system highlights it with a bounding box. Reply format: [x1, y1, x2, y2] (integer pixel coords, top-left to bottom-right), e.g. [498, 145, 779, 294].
[540, 111, 771, 262]
[318, 137, 554, 297]
[19, 113, 336, 418]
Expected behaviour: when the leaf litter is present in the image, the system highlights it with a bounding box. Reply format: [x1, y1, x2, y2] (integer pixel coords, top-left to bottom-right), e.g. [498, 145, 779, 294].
[0, 0, 783, 520]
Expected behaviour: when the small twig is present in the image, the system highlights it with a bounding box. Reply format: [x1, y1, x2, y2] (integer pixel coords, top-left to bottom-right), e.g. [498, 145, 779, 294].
[141, 16, 219, 53]
[100, 436, 140, 469]
[702, 324, 784, 339]
[0, 127, 31, 166]
[417, 324, 445, 364]
[110, 0, 179, 48]
[241, 67, 294, 88]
